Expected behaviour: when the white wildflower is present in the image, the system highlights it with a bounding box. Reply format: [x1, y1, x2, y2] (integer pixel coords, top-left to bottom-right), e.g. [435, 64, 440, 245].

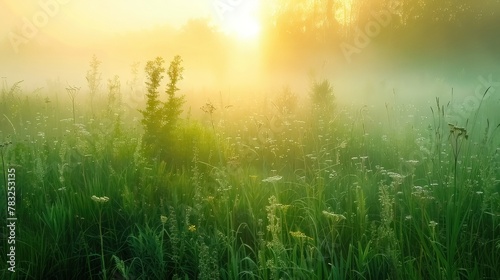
[262, 175, 282, 183]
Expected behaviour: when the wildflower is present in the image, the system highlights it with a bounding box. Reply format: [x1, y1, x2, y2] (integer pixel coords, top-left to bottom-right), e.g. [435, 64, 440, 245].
[91, 195, 109, 203]
[279, 204, 291, 213]
[290, 231, 312, 240]
[201, 102, 216, 114]
[405, 215, 412, 220]
[429, 221, 438, 228]
[188, 225, 196, 232]
[160, 215, 168, 224]
[387, 172, 405, 180]
[262, 175, 282, 183]
[387, 172, 406, 184]
[322, 210, 346, 222]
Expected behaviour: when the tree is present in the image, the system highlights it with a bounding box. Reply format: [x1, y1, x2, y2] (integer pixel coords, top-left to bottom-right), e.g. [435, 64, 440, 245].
[260, 0, 344, 68]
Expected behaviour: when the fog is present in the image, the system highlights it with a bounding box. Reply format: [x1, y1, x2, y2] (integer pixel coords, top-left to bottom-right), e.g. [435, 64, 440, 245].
[1, 0, 499, 116]
[4, 3, 500, 279]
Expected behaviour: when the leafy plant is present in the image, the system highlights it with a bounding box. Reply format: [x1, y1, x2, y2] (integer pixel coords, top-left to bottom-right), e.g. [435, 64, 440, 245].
[86, 54, 102, 115]
[140, 55, 185, 162]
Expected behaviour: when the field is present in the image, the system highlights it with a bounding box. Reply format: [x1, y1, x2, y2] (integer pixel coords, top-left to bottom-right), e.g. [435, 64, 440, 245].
[1, 56, 500, 280]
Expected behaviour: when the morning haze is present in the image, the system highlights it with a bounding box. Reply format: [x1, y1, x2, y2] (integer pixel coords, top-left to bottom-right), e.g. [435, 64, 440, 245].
[0, 2, 500, 278]
[1, 0, 498, 106]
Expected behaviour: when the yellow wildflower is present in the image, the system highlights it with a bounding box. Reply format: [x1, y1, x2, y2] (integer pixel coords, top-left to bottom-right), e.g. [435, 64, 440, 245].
[160, 215, 168, 225]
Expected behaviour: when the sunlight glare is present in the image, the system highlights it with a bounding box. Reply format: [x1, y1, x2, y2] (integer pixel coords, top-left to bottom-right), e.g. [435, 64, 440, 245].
[219, 0, 261, 42]
[228, 15, 261, 41]
[335, 0, 353, 26]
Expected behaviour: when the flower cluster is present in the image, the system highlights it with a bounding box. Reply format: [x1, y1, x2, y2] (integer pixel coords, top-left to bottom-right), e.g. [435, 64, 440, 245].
[289, 230, 313, 240]
[188, 225, 197, 232]
[448, 123, 469, 139]
[322, 210, 346, 222]
[160, 215, 168, 225]
[91, 195, 110, 203]
[262, 175, 282, 183]
[428, 221, 438, 228]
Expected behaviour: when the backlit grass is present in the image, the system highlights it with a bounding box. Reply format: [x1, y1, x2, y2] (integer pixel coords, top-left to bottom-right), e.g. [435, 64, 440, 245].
[0, 62, 499, 279]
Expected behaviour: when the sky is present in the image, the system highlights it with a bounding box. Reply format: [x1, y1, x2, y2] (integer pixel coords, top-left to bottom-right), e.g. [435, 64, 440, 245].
[0, 0, 263, 87]
[1, 0, 496, 106]
[1, 1, 210, 32]
[0, 0, 260, 48]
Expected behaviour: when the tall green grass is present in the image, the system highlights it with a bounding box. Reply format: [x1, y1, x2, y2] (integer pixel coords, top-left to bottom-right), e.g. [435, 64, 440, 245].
[0, 72, 499, 279]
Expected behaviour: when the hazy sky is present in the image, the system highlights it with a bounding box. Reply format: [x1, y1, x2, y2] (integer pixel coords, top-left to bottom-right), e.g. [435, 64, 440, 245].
[0, 0, 263, 88]
[1, 0, 260, 47]
[1, 1, 208, 31]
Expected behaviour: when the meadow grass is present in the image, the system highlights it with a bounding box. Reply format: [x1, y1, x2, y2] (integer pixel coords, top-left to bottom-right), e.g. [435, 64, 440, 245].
[0, 75, 499, 280]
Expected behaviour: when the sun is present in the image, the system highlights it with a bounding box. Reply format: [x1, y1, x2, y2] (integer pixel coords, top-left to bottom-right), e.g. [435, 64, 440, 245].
[227, 14, 261, 41]
[217, 0, 261, 42]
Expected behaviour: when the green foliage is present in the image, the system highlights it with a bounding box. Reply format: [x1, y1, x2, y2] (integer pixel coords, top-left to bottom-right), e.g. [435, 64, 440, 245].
[1, 68, 500, 280]
[86, 54, 102, 114]
[261, 0, 500, 68]
[140, 55, 186, 162]
[310, 78, 335, 120]
[273, 86, 298, 115]
[127, 224, 167, 279]
[141, 56, 165, 158]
